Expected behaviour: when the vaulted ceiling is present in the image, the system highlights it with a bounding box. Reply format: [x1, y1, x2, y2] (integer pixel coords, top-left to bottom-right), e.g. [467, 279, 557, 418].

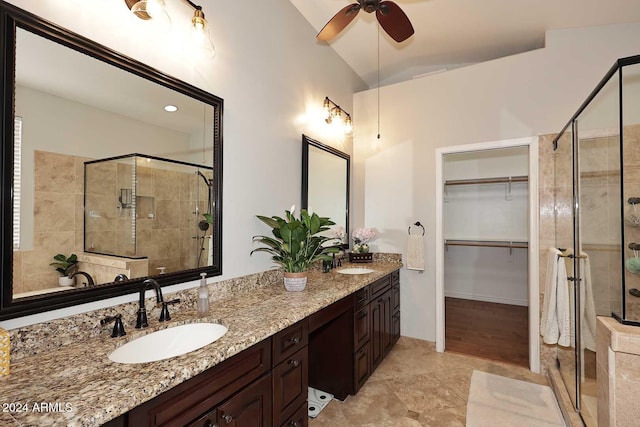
[289, 0, 640, 87]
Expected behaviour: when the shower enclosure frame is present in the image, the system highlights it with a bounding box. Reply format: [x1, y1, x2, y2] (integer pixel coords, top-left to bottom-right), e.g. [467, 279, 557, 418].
[552, 53, 640, 425]
[84, 153, 216, 269]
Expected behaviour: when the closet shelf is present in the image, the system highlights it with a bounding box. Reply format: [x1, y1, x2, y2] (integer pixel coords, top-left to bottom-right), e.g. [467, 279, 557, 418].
[444, 175, 528, 186]
[444, 239, 529, 249]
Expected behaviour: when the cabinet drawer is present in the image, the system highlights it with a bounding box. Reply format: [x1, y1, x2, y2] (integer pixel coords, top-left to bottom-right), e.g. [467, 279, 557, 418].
[128, 340, 271, 427]
[272, 319, 308, 367]
[280, 402, 308, 427]
[369, 276, 391, 301]
[354, 287, 369, 309]
[273, 347, 308, 426]
[353, 304, 370, 351]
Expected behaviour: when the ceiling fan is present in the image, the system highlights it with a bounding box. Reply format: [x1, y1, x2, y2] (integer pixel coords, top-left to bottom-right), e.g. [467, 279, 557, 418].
[317, 0, 414, 43]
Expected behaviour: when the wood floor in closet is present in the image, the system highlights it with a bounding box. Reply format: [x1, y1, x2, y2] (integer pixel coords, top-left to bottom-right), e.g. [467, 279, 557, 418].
[445, 297, 529, 367]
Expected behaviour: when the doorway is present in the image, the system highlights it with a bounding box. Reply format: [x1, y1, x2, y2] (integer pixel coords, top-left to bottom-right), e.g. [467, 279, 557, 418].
[435, 137, 540, 373]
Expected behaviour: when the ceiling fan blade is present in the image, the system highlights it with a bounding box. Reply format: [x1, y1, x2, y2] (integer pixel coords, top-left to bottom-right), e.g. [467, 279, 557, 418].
[317, 3, 362, 41]
[376, 1, 414, 43]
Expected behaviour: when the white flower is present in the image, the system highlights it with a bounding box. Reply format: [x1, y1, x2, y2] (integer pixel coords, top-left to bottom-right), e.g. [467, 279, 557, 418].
[308, 206, 313, 216]
[290, 204, 296, 215]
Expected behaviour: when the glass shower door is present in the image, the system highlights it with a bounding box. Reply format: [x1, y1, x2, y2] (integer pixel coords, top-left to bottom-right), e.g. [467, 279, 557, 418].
[553, 126, 577, 409]
[574, 69, 621, 427]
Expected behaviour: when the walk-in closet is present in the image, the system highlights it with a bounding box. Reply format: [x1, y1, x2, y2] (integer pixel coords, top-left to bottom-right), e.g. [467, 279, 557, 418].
[442, 146, 530, 367]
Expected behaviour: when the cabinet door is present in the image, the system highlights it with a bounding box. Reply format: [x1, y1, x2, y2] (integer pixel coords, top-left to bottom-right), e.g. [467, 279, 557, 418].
[381, 289, 393, 357]
[353, 344, 370, 393]
[370, 297, 384, 370]
[392, 311, 401, 346]
[272, 347, 308, 426]
[391, 283, 400, 313]
[217, 374, 272, 427]
[371, 290, 393, 372]
[354, 304, 370, 351]
[279, 402, 308, 427]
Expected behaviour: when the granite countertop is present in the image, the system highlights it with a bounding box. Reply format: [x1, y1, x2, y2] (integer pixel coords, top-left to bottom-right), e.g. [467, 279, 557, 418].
[0, 261, 402, 427]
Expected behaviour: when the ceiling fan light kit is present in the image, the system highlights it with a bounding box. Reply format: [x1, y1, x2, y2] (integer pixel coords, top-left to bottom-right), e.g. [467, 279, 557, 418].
[317, 0, 414, 43]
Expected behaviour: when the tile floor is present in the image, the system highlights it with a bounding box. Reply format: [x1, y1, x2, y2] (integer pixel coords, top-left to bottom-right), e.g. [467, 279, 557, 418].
[309, 336, 548, 427]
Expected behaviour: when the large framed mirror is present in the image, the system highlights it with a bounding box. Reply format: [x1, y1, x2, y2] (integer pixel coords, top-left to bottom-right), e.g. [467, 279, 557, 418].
[301, 134, 350, 249]
[0, 1, 223, 320]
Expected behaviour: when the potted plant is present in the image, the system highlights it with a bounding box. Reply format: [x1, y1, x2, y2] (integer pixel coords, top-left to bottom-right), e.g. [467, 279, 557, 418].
[50, 253, 78, 287]
[251, 206, 339, 291]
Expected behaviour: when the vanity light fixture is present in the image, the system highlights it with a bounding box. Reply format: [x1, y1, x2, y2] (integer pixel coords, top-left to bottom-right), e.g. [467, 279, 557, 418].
[323, 97, 353, 134]
[164, 104, 178, 112]
[124, 0, 215, 57]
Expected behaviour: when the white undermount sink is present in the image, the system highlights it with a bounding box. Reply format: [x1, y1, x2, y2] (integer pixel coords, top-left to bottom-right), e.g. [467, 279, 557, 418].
[108, 322, 228, 364]
[336, 267, 375, 275]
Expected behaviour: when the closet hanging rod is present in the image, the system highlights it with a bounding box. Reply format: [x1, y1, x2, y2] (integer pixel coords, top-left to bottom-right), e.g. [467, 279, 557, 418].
[444, 239, 528, 249]
[444, 175, 528, 186]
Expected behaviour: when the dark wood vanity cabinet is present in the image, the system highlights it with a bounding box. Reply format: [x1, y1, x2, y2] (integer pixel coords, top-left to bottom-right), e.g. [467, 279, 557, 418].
[353, 270, 400, 394]
[126, 339, 272, 427]
[103, 270, 400, 427]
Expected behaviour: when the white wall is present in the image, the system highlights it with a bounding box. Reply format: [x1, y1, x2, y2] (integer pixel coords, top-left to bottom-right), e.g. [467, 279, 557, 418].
[1, 0, 365, 329]
[354, 23, 640, 341]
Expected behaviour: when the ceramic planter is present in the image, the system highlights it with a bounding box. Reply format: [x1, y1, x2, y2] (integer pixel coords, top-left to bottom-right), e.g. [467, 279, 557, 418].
[283, 272, 307, 292]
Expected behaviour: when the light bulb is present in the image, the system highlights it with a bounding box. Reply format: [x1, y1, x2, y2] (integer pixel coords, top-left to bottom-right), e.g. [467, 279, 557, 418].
[192, 9, 215, 58]
[129, 0, 171, 33]
[344, 115, 353, 134]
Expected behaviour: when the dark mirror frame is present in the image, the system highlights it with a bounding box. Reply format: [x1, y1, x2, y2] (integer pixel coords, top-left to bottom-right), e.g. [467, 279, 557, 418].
[0, 1, 223, 320]
[301, 134, 350, 250]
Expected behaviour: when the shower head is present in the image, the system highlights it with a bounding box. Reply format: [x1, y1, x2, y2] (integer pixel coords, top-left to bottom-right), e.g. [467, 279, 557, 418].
[197, 170, 212, 187]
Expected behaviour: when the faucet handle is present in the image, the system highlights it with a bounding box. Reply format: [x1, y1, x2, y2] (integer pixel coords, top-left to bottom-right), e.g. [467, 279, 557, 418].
[135, 308, 148, 329]
[158, 298, 181, 322]
[101, 314, 126, 338]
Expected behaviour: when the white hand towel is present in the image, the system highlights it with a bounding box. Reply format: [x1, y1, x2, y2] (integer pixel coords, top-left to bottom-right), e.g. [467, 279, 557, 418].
[540, 247, 571, 347]
[406, 234, 425, 271]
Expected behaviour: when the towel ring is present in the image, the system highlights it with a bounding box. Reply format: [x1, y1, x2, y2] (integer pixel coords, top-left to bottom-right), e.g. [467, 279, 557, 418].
[408, 222, 425, 236]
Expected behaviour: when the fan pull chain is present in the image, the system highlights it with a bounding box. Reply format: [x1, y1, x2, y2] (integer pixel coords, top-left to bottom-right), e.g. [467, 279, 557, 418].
[377, 23, 380, 140]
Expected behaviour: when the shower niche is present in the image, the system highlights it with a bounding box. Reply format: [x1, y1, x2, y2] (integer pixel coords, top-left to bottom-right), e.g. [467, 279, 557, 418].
[84, 154, 214, 275]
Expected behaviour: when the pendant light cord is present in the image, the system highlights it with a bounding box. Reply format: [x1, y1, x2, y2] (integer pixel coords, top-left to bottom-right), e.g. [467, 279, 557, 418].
[377, 24, 380, 140]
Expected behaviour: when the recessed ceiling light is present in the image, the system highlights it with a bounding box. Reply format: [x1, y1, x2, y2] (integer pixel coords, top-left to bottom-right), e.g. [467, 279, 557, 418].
[164, 105, 178, 112]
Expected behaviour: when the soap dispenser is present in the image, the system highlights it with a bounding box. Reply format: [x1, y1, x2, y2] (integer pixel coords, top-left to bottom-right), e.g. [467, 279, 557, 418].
[197, 272, 209, 317]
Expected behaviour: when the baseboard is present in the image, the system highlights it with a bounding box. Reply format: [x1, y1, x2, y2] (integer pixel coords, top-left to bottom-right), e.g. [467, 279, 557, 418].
[444, 291, 528, 307]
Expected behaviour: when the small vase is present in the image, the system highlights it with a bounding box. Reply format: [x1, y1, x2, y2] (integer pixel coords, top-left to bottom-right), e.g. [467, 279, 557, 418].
[361, 244, 369, 253]
[283, 271, 307, 292]
[58, 276, 75, 287]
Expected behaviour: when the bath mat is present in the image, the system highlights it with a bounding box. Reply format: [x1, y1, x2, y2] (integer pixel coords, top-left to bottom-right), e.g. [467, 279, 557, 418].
[466, 370, 565, 427]
[308, 387, 333, 418]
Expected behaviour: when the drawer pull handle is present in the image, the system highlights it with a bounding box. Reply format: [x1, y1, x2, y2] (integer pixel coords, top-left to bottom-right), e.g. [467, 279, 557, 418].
[289, 359, 300, 367]
[289, 421, 300, 427]
[222, 414, 233, 424]
[289, 336, 300, 344]
[204, 422, 218, 427]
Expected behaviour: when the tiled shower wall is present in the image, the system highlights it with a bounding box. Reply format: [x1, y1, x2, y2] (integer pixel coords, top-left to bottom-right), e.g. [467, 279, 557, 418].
[538, 126, 639, 370]
[84, 158, 211, 275]
[13, 150, 88, 294]
[13, 151, 210, 294]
